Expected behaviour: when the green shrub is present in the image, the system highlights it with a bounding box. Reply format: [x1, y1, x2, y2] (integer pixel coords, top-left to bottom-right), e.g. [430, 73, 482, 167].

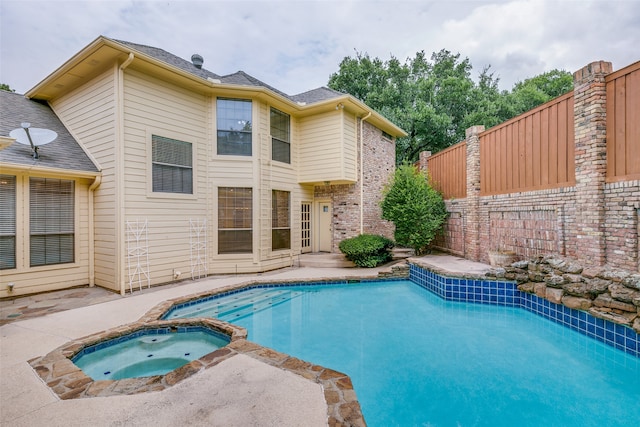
[339, 234, 394, 268]
[381, 163, 448, 255]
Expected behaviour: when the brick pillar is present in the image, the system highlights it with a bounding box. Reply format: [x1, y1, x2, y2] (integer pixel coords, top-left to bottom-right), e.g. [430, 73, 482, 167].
[464, 125, 484, 261]
[418, 151, 431, 173]
[572, 61, 612, 266]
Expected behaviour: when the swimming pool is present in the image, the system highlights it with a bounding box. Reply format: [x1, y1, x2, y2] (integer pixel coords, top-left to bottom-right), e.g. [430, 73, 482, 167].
[166, 279, 640, 426]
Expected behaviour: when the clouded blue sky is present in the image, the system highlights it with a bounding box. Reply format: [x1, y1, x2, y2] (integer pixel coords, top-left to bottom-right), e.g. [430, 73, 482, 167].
[1, 0, 639, 96]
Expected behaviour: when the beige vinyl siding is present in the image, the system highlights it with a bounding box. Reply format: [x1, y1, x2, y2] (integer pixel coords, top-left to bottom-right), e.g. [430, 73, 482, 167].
[298, 110, 358, 184]
[208, 100, 308, 273]
[342, 112, 358, 179]
[51, 69, 118, 290]
[0, 176, 93, 297]
[121, 70, 209, 287]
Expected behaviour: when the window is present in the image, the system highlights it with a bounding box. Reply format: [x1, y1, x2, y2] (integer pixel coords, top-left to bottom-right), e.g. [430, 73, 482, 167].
[0, 175, 16, 270]
[270, 107, 290, 163]
[30, 177, 75, 266]
[152, 135, 193, 194]
[272, 190, 290, 250]
[217, 99, 252, 156]
[218, 187, 252, 253]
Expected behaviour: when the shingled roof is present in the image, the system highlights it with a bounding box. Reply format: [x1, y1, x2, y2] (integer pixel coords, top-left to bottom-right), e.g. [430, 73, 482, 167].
[113, 39, 222, 82]
[0, 91, 99, 173]
[290, 87, 346, 104]
[110, 38, 343, 103]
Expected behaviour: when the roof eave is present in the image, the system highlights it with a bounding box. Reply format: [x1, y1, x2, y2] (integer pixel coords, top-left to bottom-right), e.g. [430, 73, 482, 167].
[0, 161, 101, 178]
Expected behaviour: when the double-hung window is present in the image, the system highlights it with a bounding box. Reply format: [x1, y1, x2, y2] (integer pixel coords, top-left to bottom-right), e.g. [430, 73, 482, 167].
[272, 190, 290, 250]
[217, 99, 252, 156]
[30, 177, 75, 266]
[0, 175, 16, 270]
[270, 107, 290, 163]
[152, 135, 193, 194]
[218, 187, 253, 254]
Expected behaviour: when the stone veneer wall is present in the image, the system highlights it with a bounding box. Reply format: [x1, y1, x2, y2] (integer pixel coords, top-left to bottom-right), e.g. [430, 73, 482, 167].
[486, 254, 640, 335]
[421, 61, 640, 272]
[314, 120, 395, 252]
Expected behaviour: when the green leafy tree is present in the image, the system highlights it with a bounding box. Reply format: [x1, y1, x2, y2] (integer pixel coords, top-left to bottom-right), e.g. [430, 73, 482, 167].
[500, 69, 573, 117]
[0, 83, 15, 92]
[328, 51, 572, 164]
[329, 50, 500, 163]
[380, 164, 448, 255]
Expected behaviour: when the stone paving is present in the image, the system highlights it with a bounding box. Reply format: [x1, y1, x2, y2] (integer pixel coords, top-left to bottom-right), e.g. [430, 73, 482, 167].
[0, 286, 122, 326]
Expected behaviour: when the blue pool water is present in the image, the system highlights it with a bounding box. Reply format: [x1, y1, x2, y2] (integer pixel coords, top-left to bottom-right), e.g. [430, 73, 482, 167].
[167, 280, 640, 426]
[73, 327, 230, 380]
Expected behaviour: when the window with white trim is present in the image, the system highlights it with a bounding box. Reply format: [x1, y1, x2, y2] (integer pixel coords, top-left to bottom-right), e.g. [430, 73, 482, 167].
[30, 177, 75, 266]
[218, 187, 253, 254]
[0, 175, 16, 270]
[217, 98, 252, 156]
[270, 107, 290, 163]
[152, 135, 193, 194]
[272, 190, 290, 250]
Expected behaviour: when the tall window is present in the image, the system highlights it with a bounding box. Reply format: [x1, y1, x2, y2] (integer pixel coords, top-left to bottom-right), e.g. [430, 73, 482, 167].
[0, 175, 16, 270]
[270, 107, 290, 163]
[218, 187, 252, 254]
[30, 177, 75, 266]
[152, 135, 193, 194]
[272, 190, 290, 250]
[217, 98, 252, 156]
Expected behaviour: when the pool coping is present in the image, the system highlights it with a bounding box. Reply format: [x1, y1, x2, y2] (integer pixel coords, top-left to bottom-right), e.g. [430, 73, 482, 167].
[29, 277, 372, 427]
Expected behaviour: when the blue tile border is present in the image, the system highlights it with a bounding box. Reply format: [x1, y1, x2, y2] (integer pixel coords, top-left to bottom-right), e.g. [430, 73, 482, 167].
[409, 264, 640, 358]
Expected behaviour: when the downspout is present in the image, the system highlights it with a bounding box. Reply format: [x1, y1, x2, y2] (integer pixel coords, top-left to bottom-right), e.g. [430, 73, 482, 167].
[117, 53, 134, 295]
[360, 112, 371, 234]
[88, 175, 102, 287]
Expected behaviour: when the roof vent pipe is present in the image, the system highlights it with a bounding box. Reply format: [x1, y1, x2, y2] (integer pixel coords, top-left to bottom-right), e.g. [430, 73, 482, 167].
[191, 54, 204, 69]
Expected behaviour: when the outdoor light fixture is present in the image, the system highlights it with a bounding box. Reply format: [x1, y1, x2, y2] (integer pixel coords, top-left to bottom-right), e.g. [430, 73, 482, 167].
[9, 122, 57, 159]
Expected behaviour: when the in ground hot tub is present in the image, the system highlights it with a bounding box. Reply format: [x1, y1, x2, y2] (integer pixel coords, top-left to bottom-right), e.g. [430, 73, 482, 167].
[29, 318, 247, 399]
[72, 326, 230, 380]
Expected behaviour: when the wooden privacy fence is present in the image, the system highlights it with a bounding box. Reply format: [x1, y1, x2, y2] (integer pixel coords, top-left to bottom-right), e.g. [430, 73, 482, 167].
[423, 60, 639, 200]
[480, 92, 575, 196]
[606, 61, 640, 182]
[427, 142, 466, 199]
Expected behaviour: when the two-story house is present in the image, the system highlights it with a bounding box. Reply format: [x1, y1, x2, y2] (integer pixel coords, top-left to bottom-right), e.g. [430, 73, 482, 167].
[0, 36, 405, 297]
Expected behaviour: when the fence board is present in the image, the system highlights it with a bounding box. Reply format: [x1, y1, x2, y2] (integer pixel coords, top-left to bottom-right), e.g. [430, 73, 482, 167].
[606, 61, 640, 182]
[480, 92, 575, 195]
[427, 141, 466, 199]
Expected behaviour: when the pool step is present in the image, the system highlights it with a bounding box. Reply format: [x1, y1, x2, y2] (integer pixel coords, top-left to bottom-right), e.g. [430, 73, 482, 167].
[168, 288, 302, 321]
[217, 292, 302, 321]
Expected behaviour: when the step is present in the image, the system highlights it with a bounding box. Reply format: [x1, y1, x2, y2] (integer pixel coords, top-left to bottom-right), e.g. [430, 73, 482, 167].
[391, 247, 415, 259]
[298, 253, 355, 268]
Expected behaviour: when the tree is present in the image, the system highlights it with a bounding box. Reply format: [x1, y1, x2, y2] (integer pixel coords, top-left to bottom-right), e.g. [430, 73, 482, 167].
[329, 50, 502, 163]
[500, 69, 573, 117]
[328, 51, 573, 164]
[380, 164, 447, 255]
[0, 83, 15, 92]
